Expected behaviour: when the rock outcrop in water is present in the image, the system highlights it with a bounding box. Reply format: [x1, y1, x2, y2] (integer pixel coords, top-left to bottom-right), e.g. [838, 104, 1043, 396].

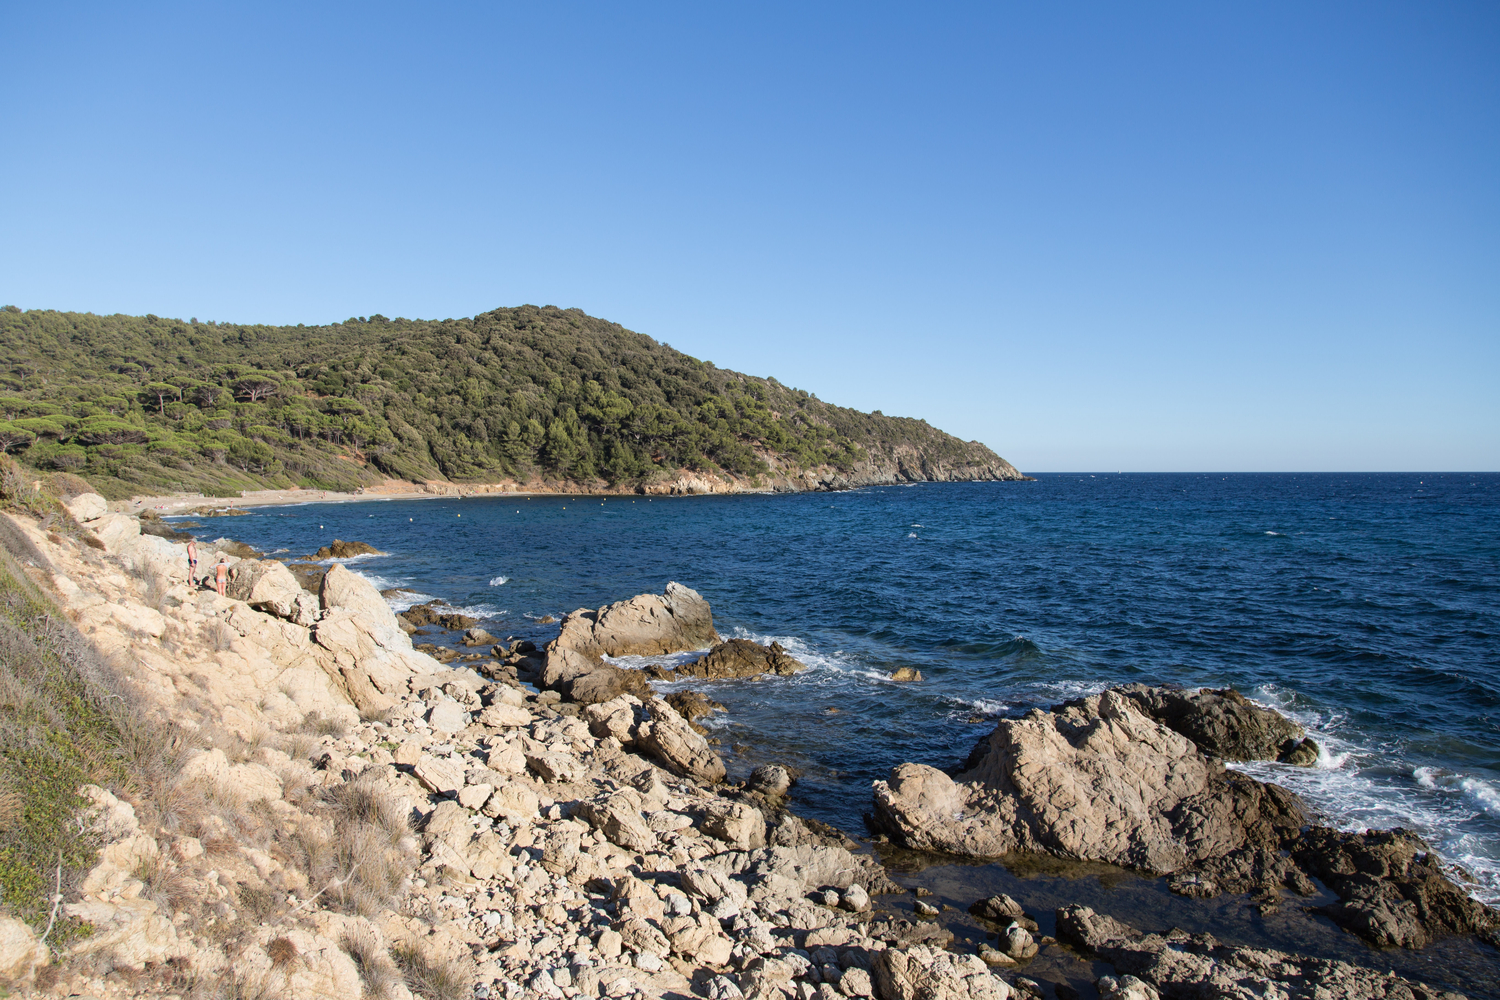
[1116, 683, 1319, 764]
[1057, 905, 1469, 1000]
[874, 689, 1305, 872]
[554, 582, 720, 658]
[671, 638, 807, 680]
[873, 685, 1500, 951]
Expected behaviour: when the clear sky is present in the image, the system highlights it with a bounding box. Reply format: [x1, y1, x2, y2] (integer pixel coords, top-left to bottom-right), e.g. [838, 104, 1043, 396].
[2, 3, 1496, 472]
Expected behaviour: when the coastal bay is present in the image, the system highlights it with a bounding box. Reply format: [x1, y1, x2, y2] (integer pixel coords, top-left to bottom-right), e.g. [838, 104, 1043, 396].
[1, 471, 1495, 998]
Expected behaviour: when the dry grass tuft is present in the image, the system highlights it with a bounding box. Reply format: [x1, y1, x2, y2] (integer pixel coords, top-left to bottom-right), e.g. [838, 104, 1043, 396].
[132, 852, 197, 914]
[392, 942, 469, 1000]
[205, 618, 237, 651]
[297, 712, 347, 738]
[294, 772, 414, 916]
[266, 936, 298, 967]
[341, 930, 400, 999]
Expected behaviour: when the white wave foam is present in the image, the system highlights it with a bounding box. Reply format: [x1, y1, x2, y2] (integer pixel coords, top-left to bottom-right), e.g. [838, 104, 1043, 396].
[318, 552, 386, 565]
[1233, 731, 1500, 905]
[907, 533, 918, 538]
[489, 575, 509, 586]
[953, 697, 1010, 715]
[1265, 531, 1283, 536]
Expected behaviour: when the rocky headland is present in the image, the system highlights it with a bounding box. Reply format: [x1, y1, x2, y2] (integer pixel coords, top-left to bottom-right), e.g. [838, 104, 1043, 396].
[0, 489, 1491, 1000]
[871, 686, 1500, 958]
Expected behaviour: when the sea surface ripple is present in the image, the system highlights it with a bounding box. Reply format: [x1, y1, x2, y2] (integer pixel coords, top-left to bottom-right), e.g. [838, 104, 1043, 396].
[207, 472, 1500, 906]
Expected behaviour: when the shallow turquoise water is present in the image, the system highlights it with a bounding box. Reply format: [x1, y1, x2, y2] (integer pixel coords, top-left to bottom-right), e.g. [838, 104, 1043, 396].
[202, 473, 1500, 911]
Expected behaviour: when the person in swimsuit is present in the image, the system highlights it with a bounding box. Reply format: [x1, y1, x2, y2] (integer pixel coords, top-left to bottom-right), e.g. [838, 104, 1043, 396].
[186, 538, 198, 586]
[214, 556, 229, 597]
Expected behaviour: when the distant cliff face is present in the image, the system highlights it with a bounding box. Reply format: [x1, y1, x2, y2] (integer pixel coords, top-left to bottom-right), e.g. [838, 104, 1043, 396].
[0, 305, 1026, 498]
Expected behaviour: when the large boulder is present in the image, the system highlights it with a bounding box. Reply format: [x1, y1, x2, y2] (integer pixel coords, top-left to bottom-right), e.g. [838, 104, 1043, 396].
[89, 512, 141, 553]
[583, 695, 727, 784]
[229, 558, 317, 624]
[1116, 684, 1313, 763]
[871, 689, 1303, 872]
[320, 564, 398, 625]
[0, 917, 48, 987]
[541, 646, 650, 705]
[551, 581, 719, 658]
[64, 492, 108, 522]
[312, 601, 436, 709]
[314, 538, 383, 559]
[672, 638, 806, 680]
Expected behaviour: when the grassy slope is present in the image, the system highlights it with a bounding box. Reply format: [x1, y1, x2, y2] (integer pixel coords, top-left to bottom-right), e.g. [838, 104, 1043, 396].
[0, 463, 174, 943]
[0, 305, 1016, 499]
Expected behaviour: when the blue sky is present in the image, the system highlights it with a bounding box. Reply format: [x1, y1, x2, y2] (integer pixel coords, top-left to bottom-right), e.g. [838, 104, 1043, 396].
[2, 3, 1496, 471]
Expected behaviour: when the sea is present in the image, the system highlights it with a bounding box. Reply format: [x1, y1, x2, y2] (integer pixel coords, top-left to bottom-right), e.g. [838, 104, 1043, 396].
[189, 472, 1500, 994]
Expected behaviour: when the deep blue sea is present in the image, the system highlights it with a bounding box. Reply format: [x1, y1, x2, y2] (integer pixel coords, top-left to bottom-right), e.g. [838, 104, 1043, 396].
[198, 473, 1500, 909]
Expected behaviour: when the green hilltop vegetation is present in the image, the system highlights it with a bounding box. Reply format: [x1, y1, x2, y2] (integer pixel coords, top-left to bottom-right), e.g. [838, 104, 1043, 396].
[0, 305, 1011, 499]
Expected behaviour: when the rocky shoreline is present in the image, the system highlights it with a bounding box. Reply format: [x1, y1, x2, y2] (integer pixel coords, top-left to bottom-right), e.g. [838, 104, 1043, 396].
[105, 454, 1030, 517]
[0, 494, 1492, 1000]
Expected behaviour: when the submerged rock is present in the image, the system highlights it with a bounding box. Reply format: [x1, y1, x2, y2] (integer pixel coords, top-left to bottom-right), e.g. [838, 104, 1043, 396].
[673, 638, 807, 680]
[664, 689, 725, 732]
[313, 538, 383, 559]
[1056, 904, 1471, 1000]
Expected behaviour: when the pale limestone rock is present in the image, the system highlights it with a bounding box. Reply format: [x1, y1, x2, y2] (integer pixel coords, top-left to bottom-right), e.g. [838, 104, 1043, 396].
[79, 832, 158, 897]
[65, 897, 193, 970]
[491, 684, 527, 707]
[174, 748, 283, 803]
[576, 791, 656, 853]
[457, 783, 493, 810]
[585, 695, 643, 744]
[227, 558, 309, 622]
[428, 700, 469, 733]
[527, 749, 587, 784]
[80, 784, 141, 840]
[839, 968, 873, 997]
[394, 741, 422, 766]
[313, 608, 433, 694]
[486, 743, 527, 774]
[0, 917, 48, 986]
[482, 782, 539, 823]
[319, 563, 395, 621]
[636, 697, 726, 783]
[90, 512, 141, 552]
[700, 801, 766, 850]
[668, 918, 733, 966]
[873, 945, 1010, 1000]
[616, 916, 670, 957]
[477, 703, 532, 728]
[871, 689, 1297, 872]
[79, 599, 166, 638]
[552, 581, 719, 657]
[65, 492, 108, 522]
[414, 755, 466, 796]
[237, 926, 365, 1000]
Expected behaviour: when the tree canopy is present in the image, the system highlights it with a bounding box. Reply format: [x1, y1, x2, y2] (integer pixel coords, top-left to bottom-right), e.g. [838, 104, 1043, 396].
[0, 304, 1009, 498]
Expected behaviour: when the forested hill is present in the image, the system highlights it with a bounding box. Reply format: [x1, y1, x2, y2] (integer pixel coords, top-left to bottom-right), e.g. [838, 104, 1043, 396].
[0, 305, 1025, 499]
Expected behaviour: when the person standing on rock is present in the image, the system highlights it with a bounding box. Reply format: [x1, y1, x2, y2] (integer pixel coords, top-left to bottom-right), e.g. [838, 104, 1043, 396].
[214, 556, 229, 597]
[186, 538, 198, 586]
